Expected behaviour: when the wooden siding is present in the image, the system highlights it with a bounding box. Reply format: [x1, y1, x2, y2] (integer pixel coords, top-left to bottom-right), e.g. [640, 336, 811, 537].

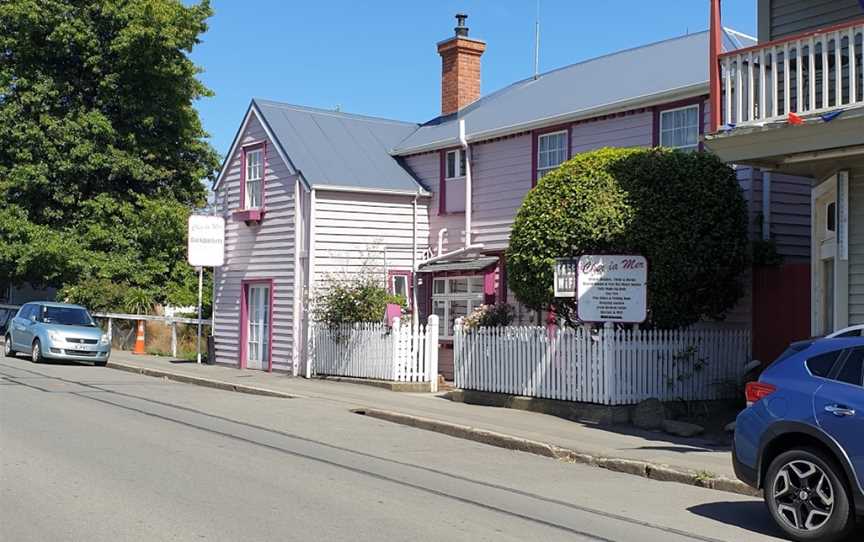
[403, 152, 463, 255]
[312, 190, 429, 289]
[213, 114, 297, 372]
[760, 0, 863, 42]
[846, 167, 864, 324]
[743, 167, 812, 261]
[571, 112, 653, 154]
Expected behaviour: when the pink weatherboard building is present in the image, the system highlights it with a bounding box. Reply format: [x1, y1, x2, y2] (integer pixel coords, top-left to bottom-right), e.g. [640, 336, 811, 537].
[212, 14, 812, 379]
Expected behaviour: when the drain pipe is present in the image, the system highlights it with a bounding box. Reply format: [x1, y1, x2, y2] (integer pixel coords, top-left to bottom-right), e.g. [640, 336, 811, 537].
[437, 228, 447, 256]
[459, 119, 472, 247]
[412, 193, 419, 333]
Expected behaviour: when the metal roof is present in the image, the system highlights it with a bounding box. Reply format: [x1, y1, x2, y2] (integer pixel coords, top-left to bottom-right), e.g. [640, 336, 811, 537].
[417, 256, 499, 273]
[392, 28, 756, 155]
[253, 99, 424, 192]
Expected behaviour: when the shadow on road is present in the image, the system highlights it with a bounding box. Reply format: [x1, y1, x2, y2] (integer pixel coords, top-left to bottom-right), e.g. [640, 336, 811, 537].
[688, 501, 784, 539]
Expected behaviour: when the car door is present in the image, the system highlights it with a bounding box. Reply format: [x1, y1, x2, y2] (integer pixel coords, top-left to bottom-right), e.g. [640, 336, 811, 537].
[14, 304, 38, 351]
[813, 347, 864, 491]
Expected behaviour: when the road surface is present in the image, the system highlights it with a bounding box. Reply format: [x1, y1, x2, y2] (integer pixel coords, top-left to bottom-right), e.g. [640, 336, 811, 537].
[1, 357, 791, 541]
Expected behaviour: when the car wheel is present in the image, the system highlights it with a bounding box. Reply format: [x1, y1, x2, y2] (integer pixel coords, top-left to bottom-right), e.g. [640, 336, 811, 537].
[764, 448, 855, 542]
[31, 339, 44, 364]
[4, 335, 15, 358]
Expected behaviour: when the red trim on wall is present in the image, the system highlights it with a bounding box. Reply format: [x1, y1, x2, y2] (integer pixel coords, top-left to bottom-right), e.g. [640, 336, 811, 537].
[497, 252, 508, 303]
[483, 267, 496, 304]
[709, 0, 723, 133]
[438, 150, 447, 215]
[531, 124, 572, 187]
[239, 278, 275, 372]
[652, 96, 708, 151]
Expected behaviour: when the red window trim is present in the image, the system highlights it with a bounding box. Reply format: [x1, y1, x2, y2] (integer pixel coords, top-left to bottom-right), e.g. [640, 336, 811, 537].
[234, 141, 267, 223]
[652, 96, 706, 151]
[239, 278, 275, 372]
[387, 270, 413, 308]
[531, 124, 572, 188]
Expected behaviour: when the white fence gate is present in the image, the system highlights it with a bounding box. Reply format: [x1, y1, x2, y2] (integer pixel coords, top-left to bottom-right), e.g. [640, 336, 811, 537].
[454, 324, 750, 405]
[310, 316, 439, 392]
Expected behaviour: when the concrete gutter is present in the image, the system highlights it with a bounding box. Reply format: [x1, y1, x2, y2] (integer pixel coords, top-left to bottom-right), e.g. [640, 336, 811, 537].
[106, 361, 298, 399]
[313, 375, 433, 393]
[355, 408, 759, 498]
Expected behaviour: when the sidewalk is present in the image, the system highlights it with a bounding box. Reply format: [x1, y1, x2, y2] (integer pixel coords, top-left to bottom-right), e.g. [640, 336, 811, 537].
[108, 351, 753, 496]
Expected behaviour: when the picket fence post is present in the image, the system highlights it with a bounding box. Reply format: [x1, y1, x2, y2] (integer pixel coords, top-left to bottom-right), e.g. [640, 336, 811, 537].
[391, 317, 402, 381]
[427, 314, 439, 392]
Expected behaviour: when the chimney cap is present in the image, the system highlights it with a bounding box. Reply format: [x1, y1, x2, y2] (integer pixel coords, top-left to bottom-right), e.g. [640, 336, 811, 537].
[455, 13, 469, 37]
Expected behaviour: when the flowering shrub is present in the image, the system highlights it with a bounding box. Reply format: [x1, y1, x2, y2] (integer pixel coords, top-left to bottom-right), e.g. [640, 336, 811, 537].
[313, 275, 406, 328]
[463, 303, 515, 330]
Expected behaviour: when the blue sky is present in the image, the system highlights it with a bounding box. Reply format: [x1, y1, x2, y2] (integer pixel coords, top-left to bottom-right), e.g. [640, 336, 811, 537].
[191, 1, 758, 156]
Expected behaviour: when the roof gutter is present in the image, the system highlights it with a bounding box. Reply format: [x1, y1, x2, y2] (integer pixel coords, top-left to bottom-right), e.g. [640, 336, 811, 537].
[392, 83, 708, 156]
[311, 184, 431, 197]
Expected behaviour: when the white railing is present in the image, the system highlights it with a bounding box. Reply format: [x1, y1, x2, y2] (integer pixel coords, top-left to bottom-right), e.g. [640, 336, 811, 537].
[453, 324, 750, 405]
[310, 316, 440, 392]
[719, 19, 864, 127]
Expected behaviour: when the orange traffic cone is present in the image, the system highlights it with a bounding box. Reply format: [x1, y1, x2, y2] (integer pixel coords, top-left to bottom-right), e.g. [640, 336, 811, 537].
[133, 320, 146, 355]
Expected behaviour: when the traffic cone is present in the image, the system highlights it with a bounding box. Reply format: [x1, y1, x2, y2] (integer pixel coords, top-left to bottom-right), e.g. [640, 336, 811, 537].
[133, 320, 146, 355]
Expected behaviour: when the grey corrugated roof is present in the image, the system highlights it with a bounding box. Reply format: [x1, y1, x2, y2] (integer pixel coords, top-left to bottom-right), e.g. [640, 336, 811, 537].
[418, 256, 499, 273]
[393, 28, 756, 154]
[253, 99, 423, 191]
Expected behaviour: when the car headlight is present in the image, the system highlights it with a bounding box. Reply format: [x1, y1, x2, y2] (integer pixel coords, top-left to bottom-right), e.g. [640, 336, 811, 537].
[100, 333, 110, 346]
[48, 331, 63, 342]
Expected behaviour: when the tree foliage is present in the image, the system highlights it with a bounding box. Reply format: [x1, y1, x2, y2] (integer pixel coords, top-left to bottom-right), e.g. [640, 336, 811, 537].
[313, 275, 405, 328]
[506, 148, 749, 329]
[0, 0, 219, 311]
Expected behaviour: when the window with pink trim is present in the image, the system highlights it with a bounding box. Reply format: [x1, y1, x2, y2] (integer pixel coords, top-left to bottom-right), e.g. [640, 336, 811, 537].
[388, 270, 413, 308]
[244, 147, 264, 209]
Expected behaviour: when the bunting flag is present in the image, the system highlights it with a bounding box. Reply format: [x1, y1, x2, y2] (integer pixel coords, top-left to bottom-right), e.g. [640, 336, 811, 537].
[821, 110, 845, 122]
[788, 112, 804, 125]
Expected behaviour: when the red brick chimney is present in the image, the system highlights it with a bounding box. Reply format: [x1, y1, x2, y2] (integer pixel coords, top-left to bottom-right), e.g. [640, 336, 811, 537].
[437, 13, 486, 116]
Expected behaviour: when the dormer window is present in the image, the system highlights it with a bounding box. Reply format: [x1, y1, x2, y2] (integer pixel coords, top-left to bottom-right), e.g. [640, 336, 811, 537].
[245, 148, 264, 209]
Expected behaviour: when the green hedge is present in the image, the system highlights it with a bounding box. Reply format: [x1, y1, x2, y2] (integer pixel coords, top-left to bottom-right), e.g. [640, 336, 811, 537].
[506, 147, 749, 329]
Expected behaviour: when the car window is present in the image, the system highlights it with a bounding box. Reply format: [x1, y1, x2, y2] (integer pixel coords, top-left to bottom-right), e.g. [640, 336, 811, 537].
[18, 305, 34, 320]
[806, 350, 843, 377]
[835, 349, 864, 387]
[834, 329, 864, 338]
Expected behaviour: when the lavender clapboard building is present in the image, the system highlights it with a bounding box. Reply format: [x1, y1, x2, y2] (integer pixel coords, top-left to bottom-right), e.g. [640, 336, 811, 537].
[212, 15, 812, 378]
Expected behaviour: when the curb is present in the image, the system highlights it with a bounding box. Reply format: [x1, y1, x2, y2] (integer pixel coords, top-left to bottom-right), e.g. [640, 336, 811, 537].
[106, 362, 298, 399]
[315, 375, 432, 393]
[355, 408, 760, 498]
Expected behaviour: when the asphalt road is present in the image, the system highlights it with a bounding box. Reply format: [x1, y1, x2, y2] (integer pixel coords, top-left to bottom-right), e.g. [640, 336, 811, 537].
[0, 357, 793, 542]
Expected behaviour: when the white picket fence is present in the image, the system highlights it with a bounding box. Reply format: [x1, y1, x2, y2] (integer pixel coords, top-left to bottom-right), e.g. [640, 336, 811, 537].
[310, 316, 439, 392]
[453, 324, 750, 405]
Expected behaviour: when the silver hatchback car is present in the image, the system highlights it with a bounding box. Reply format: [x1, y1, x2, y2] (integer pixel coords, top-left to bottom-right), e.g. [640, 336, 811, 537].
[4, 302, 110, 365]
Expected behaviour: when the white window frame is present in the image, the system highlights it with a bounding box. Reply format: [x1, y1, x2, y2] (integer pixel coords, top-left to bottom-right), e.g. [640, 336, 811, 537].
[431, 275, 485, 338]
[389, 271, 412, 308]
[536, 130, 569, 179]
[659, 104, 700, 151]
[245, 148, 264, 209]
[826, 201, 837, 236]
[445, 149, 466, 181]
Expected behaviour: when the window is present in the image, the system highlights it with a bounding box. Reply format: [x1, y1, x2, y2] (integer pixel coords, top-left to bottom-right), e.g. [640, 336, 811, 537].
[389, 271, 412, 308]
[245, 148, 263, 209]
[536, 130, 568, 179]
[659, 105, 700, 151]
[826, 201, 836, 233]
[835, 350, 863, 386]
[806, 350, 843, 377]
[431, 276, 485, 337]
[445, 149, 466, 180]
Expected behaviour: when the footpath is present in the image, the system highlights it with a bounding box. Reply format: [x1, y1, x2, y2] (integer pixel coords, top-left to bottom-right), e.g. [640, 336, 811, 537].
[108, 351, 755, 497]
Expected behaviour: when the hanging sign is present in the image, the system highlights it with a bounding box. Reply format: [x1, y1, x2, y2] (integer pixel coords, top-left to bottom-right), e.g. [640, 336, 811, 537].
[577, 255, 647, 323]
[554, 258, 578, 298]
[187, 215, 225, 267]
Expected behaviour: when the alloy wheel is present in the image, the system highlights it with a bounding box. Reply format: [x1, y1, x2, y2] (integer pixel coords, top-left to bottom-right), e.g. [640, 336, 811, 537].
[32, 342, 40, 363]
[4, 336, 11, 356]
[772, 459, 835, 532]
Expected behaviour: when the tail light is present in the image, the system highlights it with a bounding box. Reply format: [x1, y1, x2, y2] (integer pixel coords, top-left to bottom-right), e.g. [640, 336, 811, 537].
[745, 381, 777, 407]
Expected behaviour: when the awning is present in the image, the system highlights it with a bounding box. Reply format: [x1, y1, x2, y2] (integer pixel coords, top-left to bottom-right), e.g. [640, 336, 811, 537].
[417, 256, 499, 273]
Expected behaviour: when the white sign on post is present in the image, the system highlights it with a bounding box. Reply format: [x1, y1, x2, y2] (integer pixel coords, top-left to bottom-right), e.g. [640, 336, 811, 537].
[554, 258, 578, 298]
[187, 215, 225, 267]
[577, 254, 647, 323]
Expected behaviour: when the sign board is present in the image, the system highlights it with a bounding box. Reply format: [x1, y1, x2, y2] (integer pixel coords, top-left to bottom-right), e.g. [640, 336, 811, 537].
[187, 215, 225, 267]
[576, 255, 647, 323]
[554, 258, 578, 298]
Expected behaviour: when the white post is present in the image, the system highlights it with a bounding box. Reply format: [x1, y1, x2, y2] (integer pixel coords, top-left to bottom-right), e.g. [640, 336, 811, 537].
[391, 316, 402, 381]
[427, 314, 439, 392]
[305, 188, 317, 378]
[602, 322, 614, 405]
[171, 320, 177, 358]
[196, 266, 203, 364]
[107, 317, 113, 343]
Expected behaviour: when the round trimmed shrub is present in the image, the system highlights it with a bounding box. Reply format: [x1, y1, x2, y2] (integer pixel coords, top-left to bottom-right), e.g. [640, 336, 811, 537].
[506, 147, 749, 329]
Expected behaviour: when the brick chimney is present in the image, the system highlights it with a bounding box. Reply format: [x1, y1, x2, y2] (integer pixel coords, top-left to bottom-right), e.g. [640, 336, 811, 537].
[437, 13, 486, 116]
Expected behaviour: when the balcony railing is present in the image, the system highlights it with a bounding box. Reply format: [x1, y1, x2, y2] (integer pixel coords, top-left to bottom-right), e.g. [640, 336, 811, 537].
[716, 19, 864, 129]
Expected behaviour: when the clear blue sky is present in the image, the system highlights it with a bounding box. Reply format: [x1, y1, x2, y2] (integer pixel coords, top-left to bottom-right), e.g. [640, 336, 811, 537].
[191, 0, 758, 157]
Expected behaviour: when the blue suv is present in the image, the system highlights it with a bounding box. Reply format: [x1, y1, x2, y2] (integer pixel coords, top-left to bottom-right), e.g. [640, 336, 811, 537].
[734, 338, 864, 541]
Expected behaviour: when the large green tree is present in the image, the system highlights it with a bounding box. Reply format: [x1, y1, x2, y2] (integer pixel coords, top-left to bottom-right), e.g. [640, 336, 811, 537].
[0, 0, 219, 311]
[507, 147, 750, 329]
